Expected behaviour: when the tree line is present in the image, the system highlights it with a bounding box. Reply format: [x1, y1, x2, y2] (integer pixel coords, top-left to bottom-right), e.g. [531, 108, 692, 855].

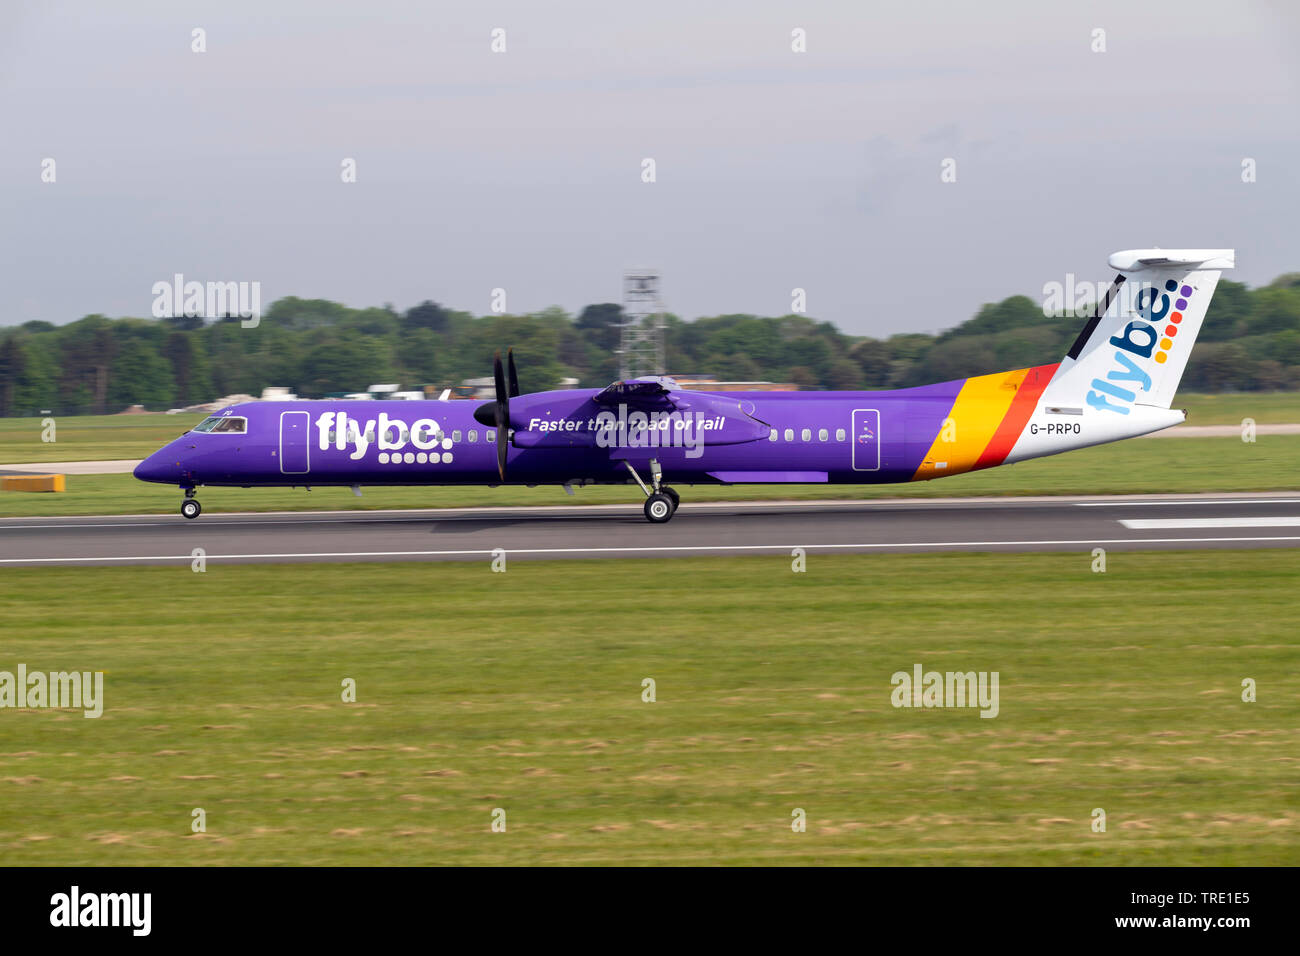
[2, 274, 1299, 417]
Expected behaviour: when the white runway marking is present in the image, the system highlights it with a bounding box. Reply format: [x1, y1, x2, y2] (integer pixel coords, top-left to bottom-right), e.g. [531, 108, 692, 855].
[0, 523, 172, 530]
[1119, 517, 1300, 529]
[1078, 499, 1300, 507]
[0, 459, 141, 474]
[3, 535, 1300, 564]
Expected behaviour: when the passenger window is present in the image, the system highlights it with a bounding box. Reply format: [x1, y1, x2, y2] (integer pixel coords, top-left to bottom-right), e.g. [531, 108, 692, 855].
[818, 428, 828, 441]
[836, 428, 846, 441]
[769, 429, 777, 442]
[453, 430, 462, 442]
[487, 430, 496, 442]
[783, 428, 794, 442]
[468, 430, 478, 442]
[801, 428, 811, 442]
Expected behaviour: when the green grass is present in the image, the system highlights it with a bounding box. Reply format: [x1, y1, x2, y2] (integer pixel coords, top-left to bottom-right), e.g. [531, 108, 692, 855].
[0, 551, 1296, 865]
[0, 413, 205, 464]
[1177, 391, 1300, 425]
[1, 392, 1297, 465]
[1, 434, 1297, 517]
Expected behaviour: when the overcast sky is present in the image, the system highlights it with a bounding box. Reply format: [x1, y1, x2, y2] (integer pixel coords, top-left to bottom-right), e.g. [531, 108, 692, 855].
[2, 0, 1297, 337]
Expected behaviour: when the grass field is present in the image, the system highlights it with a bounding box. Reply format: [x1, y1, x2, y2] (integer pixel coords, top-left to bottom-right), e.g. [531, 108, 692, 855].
[0, 433, 1297, 517]
[0, 551, 1296, 865]
[0, 391, 1297, 465]
[0, 413, 206, 464]
[1176, 392, 1300, 425]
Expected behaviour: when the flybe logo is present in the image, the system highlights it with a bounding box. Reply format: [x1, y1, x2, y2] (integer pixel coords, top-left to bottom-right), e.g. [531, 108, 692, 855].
[1086, 279, 1194, 415]
[313, 411, 448, 460]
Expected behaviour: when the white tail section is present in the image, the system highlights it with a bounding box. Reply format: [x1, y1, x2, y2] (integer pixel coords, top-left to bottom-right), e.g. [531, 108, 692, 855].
[1041, 249, 1234, 414]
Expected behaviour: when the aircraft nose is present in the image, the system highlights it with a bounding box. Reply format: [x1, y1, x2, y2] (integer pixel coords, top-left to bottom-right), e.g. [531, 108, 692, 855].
[133, 452, 175, 483]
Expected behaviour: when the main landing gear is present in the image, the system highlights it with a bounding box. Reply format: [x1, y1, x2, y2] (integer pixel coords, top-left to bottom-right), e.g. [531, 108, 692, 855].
[180, 487, 202, 519]
[644, 492, 674, 523]
[624, 459, 679, 523]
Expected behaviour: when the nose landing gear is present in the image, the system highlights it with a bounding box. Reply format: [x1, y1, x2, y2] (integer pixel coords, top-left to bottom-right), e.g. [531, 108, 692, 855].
[624, 459, 679, 523]
[181, 488, 202, 519]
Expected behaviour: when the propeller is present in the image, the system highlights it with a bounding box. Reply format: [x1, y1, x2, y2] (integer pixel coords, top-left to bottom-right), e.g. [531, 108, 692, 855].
[470, 348, 520, 479]
[492, 350, 509, 479]
[507, 347, 520, 398]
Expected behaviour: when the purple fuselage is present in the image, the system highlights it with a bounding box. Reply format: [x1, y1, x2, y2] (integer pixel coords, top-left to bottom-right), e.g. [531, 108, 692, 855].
[134, 382, 967, 489]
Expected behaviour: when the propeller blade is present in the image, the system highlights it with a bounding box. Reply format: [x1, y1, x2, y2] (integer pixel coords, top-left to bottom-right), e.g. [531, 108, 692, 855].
[507, 348, 520, 398]
[493, 351, 509, 480]
[493, 350, 506, 404]
[497, 421, 508, 480]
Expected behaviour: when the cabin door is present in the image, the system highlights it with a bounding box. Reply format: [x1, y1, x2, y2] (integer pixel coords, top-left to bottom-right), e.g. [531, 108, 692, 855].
[279, 410, 311, 474]
[851, 408, 880, 471]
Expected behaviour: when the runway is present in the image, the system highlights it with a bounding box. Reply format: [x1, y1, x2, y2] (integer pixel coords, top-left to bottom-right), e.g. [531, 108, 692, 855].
[2, 492, 1300, 566]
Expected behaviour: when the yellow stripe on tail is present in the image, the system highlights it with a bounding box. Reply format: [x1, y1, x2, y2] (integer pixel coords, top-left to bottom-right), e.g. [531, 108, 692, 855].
[912, 369, 1027, 479]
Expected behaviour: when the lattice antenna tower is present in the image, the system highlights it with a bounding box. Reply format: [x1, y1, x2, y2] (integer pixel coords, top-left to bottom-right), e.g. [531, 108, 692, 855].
[619, 270, 666, 380]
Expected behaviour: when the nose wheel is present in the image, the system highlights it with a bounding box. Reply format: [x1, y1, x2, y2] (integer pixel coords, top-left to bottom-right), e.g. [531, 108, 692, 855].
[181, 491, 202, 519]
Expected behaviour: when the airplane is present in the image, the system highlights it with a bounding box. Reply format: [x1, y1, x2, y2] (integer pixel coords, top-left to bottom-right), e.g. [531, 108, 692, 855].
[134, 248, 1234, 523]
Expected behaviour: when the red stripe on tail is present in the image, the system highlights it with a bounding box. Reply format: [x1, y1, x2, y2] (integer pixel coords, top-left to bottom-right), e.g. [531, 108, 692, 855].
[972, 362, 1059, 470]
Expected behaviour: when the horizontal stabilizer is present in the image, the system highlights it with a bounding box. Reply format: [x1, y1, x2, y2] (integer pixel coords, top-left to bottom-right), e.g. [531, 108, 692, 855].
[1107, 249, 1235, 272]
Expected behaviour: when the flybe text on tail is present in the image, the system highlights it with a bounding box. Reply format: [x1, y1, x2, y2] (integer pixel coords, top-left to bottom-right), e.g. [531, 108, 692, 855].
[1088, 279, 1196, 415]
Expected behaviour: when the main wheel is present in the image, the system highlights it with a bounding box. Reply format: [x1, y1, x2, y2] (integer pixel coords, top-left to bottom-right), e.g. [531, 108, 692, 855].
[181, 499, 202, 519]
[660, 486, 680, 510]
[643, 492, 675, 523]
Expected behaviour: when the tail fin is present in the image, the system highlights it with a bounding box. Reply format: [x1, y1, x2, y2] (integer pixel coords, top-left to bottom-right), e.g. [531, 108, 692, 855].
[1042, 249, 1234, 414]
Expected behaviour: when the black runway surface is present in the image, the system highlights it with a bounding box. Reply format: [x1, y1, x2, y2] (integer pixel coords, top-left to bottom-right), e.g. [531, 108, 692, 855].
[2, 493, 1299, 566]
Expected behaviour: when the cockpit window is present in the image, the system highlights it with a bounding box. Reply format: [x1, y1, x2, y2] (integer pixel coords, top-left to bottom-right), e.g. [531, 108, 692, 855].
[193, 416, 247, 434]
